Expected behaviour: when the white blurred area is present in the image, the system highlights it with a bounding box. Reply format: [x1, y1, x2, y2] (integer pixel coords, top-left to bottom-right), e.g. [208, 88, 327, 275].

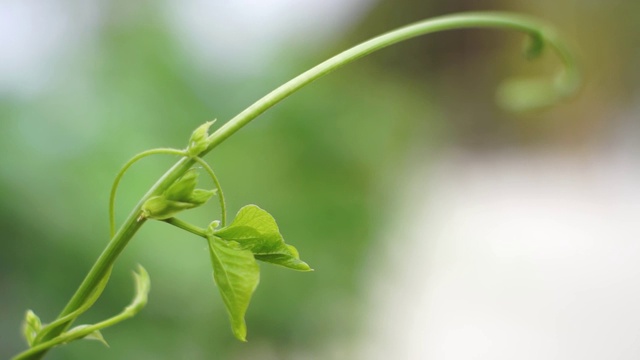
[166, 0, 374, 77]
[0, 0, 374, 97]
[357, 125, 640, 359]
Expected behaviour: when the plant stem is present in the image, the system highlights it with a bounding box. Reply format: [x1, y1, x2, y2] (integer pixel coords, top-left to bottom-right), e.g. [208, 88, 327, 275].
[163, 217, 208, 238]
[24, 157, 195, 359]
[15, 266, 149, 360]
[203, 12, 579, 152]
[17, 11, 579, 360]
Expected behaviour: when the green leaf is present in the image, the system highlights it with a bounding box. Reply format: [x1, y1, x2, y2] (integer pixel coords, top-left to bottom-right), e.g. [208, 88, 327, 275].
[214, 205, 311, 271]
[208, 237, 260, 341]
[22, 310, 42, 346]
[65, 325, 109, 347]
[125, 264, 151, 315]
[189, 189, 217, 204]
[84, 330, 109, 347]
[254, 245, 311, 271]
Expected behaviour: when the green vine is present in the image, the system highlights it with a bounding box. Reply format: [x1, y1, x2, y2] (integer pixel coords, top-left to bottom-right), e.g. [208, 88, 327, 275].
[13, 11, 580, 359]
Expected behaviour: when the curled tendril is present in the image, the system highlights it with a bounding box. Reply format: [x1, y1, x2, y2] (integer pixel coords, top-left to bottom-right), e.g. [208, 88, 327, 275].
[109, 148, 186, 237]
[204, 12, 581, 156]
[191, 156, 227, 227]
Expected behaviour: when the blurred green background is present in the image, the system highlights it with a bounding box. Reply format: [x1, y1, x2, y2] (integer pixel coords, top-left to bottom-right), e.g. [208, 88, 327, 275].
[1, 0, 638, 359]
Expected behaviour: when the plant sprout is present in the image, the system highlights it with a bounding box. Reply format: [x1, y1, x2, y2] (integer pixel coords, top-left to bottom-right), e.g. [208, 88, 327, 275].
[12, 11, 580, 359]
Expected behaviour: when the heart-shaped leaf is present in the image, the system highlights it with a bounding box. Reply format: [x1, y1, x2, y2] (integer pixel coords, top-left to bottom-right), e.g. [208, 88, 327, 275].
[208, 237, 260, 341]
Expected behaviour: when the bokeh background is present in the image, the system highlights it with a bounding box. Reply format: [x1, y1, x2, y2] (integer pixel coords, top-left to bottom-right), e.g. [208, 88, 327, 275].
[1, 1, 639, 359]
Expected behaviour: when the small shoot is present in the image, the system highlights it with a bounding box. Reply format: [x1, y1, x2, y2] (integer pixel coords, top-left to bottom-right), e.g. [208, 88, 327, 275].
[141, 169, 216, 220]
[62, 325, 109, 347]
[187, 120, 216, 157]
[22, 310, 42, 347]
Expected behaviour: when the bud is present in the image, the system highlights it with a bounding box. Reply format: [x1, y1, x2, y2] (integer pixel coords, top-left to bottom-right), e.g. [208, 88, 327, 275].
[141, 169, 216, 220]
[141, 197, 194, 220]
[207, 220, 221, 233]
[22, 309, 42, 346]
[165, 169, 199, 201]
[187, 120, 215, 157]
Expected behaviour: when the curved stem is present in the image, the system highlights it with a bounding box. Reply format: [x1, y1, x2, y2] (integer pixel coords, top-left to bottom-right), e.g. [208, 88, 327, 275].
[192, 156, 227, 227]
[203, 11, 579, 152]
[17, 11, 580, 360]
[109, 148, 187, 237]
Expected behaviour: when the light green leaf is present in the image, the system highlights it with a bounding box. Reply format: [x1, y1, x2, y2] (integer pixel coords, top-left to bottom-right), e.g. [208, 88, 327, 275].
[84, 330, 109, 347]
[208, 237, 260, 341]
[125, 264, 151, 315]
[219, 204, 280, 236]
[22, 310, 42, 346]
[189, 189, 217, 204]
[65, 325, 109, 347]
[214, 205, 311, 271]
[255, 245, 311, 271]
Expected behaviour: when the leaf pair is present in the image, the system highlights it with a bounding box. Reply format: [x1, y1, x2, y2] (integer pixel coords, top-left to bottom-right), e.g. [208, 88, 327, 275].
[208, 205, 311, 341]
[142, 169, 216, 220]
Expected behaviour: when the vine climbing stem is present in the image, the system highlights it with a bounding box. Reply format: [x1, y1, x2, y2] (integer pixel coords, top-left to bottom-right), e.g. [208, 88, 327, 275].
[16, 11, 580, 360]
[202, 11, 579, 153]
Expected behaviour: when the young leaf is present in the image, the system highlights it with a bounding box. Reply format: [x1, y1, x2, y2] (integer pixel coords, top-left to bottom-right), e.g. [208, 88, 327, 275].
[22, 310, 42, 346]
[214, 205, 311, 271]
[164, 169, 199, 201]
[141, 169, 216, 220]
[208, 237, 260, 341]
[141, 196, 199, 220]
[254, 252, 310, 271]
[125, 264, 151, 315]
[187, 120, 215, 157]
[64, 325, 109, 347]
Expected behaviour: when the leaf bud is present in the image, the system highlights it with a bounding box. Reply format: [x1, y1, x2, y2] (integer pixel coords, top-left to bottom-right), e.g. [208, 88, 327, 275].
[141, 169, 216, 220]
[187, 120, 215, 157]
[22, 309, 42, 346]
